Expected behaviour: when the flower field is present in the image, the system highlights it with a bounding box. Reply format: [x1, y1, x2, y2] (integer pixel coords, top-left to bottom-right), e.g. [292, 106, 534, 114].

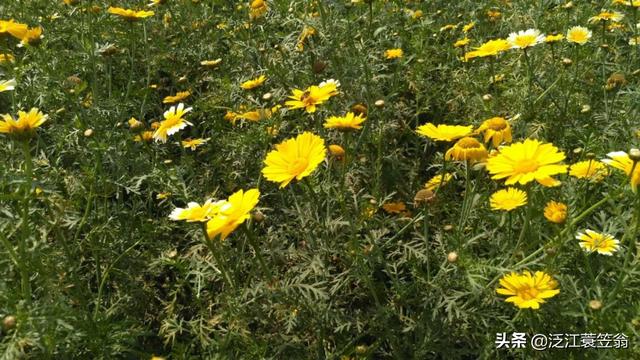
[2, 0, 640, 358]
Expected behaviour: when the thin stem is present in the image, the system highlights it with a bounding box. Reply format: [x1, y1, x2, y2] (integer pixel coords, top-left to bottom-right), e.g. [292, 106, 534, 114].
[19, 140, 33, 301]
[242, 225, 272, 281]
[201, 224, 235, 289]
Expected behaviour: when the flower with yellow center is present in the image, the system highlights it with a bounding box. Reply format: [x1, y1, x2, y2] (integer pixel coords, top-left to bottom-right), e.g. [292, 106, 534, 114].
[464, 39, 511, 61]
[425, 172, 453, 192]
[240, 75, 266, 90]
[566, 26, 592, 45]
[454, 38, 470, 48]
[163, 91, 191, 104]
[545, 34, 565, 43]
[0, 78, 16, 92]
[602, 150, 640, 192]
[477, 117, 512, 147]
[507, 29, 545, 49]
[181, 137, 209, 150]
[576, 230, 620, 255]
[201, 59, 222, 67]
[153, 103, 193, 143]
[206, 188, 260, 240]
[285, 79, 340, 113]
[496, 271, 560, 310]
[489, 188, 527, 211]
[0, 108, 48, 136]
[249, 0, 268, 19]
[0, 19, 28, 40]
[384, 48, 403, 59]
[544, 201, 568, 224]
[262, 132, 326, 188]
[445, 137, 488, 162]
[324, 112, 366, 131]
[20, 27, 43, 46]
[569, 160, 608, 181]
[486, 139, 567, 187]
[588, 11, 624, 23]
[170, 199, 225, 222]
[107, 7, 155, 21]
[416, 123, 473, 142]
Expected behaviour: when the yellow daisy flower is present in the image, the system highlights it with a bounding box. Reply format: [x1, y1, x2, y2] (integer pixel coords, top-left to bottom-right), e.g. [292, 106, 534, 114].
[588, 11, 624, 23]
[262, 132, 326, 188]
[445, 137, 488, 162]
[20, 26, 43, 46]
[425, 172, 453, 192]
[464, 38, 511, 61]
[181, 137, 209, 150]
[323, 112, 366, 131]
[416, 123, 473, 142]
[0, 53, 15, 64]
[576, 230, 620, 255]
[384, 48, 403, 59]
[0, 19, 28, 40]
[476, 117, 512, 147]
[568, 160, 608, 181]
[602, 150, 640, 192]
[169, 199, 225, 222]
[489, 188, 527, 211]
[545, 34, 564, 43]
[544, 201, 568, 224]
[285, 79, 340, 113]
[163, 91, 191, 104]
[454, 38, 470, 48]
[206, 188, 260, 240]
[496, 271, 560, 310]
[486, 139, 567, 187]
[0, 78, 16, 92]
[507, 29, 545, 49]
[0, 108, 48, 136]
[134, 131, 154, 142]
[566, 26, 592, 45]
[153, 103, 193, 143]
[240, 75, 267, 90]
[249, 0, 268, 19]
[200, 59, 222, 67]
[107, 7, 155, 21]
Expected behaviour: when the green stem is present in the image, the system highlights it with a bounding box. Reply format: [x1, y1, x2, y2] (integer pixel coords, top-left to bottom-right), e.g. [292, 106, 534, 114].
[201, 224, 235, 289]
[242, 225, 272, 281]
[422, 208, 430, 282]
[19, 140, 33, 301]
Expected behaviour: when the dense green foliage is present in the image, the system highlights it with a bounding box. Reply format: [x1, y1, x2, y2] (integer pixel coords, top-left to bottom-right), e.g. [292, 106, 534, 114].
[1, 0, 640, 358]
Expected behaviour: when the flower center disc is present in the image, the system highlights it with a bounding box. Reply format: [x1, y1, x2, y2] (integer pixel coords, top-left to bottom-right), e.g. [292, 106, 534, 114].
[515, 159, 539, 173]
[288, 158, 309, 176]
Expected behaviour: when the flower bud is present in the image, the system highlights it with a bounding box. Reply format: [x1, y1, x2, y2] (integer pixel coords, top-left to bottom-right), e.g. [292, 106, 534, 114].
[374, 99, 385, 108]
[2, 315, 16, 331]
[589, 299, 602, 310]
[447, 251, 458, 263]
[252, 210, 265, 223]
[630, 148, 640, 162]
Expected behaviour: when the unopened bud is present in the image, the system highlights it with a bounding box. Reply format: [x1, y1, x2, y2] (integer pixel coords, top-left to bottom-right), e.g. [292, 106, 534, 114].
[252, 210, 265, 223]
[589, 299, 602, 310]
[630, 148, 640, 162]
[374, 99, 385, 108]
[562, 57, 573, 66]
[482, 94, 492, 101]
[447, 251, 458, 263]
[83, 129, 93, 137]
[262, 92, 272, 101]
[2, 315, 16, 331]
